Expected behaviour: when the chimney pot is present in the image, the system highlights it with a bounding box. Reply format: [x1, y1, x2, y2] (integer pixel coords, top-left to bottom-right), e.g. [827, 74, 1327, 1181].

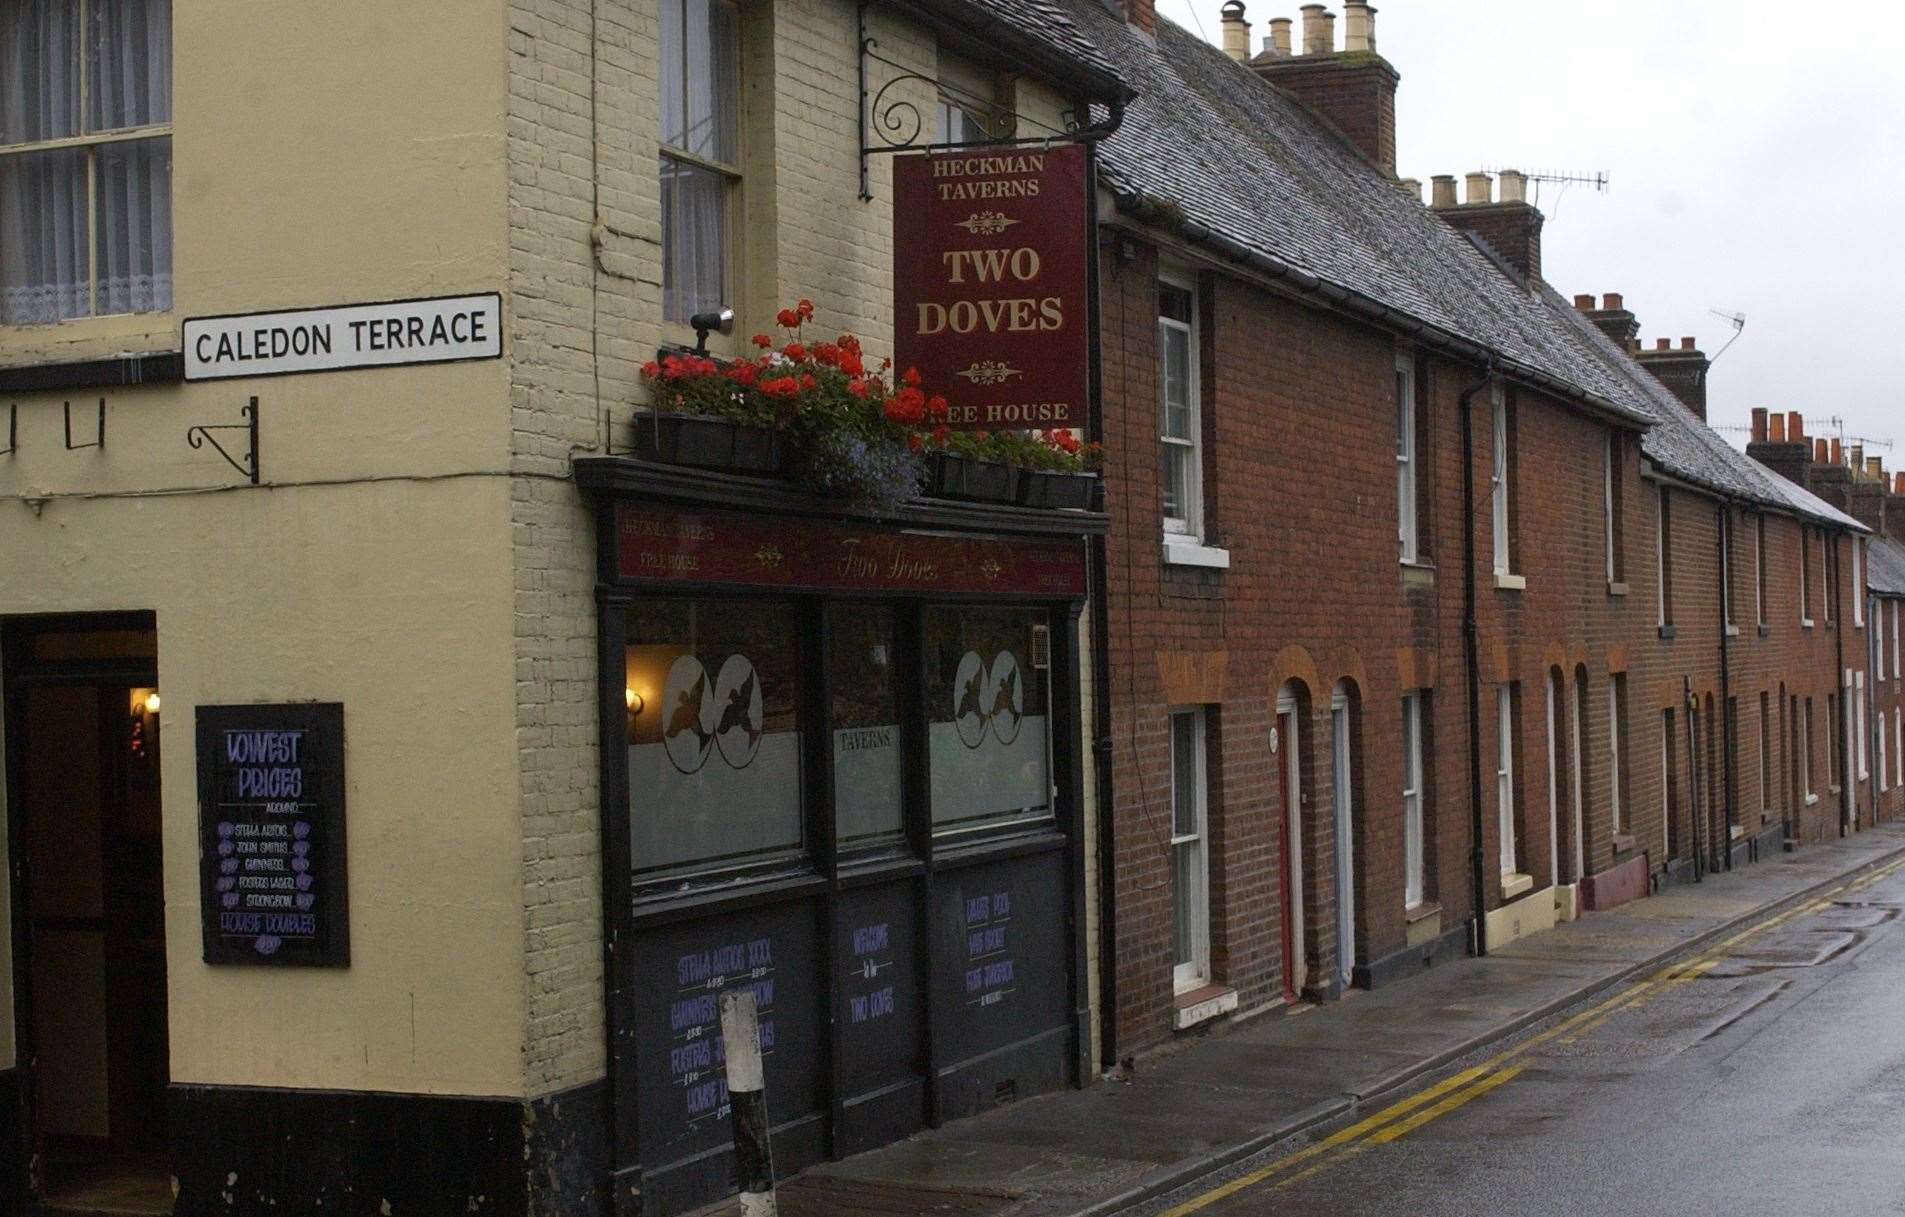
[1430, 174, 1457, 208]
[1816, 438, 1830, 464]
[1788, 411, 1804, 442]
[1603, 292, 1624, 311]
[1343, 1, 1372, 51]
[1751, 407, 1769, 444]
[1655, 337, 1671, 351]
[1868, 456, 1884, 480]
[1464, 171, 1492, 204]
[1830, 437, 1843, 465]
[1220, 0, 1250, 59]
[1267, 15, 1293, 54]
[1498, 169, 1527, 203]
[1769, 412, 1787, 442]
[1397, 176, 1422, 202]
[1299, 4, 1330, 54]
[1895, 472, 1905, 495]
[1573, 294, 1596, 310]
[1679, 336, 1695, 350]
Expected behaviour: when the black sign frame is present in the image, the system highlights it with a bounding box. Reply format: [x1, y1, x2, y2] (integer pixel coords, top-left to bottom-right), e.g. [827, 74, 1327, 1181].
[196, 702, 350, 967]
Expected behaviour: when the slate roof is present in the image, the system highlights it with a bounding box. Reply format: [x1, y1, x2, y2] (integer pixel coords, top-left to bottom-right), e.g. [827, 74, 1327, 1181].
[937, 0, 1131, 102]
[1871, 536, 1905, 597]
[1060, 0, 1864, 530]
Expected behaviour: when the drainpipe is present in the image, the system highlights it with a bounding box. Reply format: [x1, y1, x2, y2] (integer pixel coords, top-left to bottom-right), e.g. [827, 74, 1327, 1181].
[1460, 360, 1497, 957]
[1085, 144, 1118, 1069]
[1835, 534, 1850, 836]
[1718, 501, 1736, 871]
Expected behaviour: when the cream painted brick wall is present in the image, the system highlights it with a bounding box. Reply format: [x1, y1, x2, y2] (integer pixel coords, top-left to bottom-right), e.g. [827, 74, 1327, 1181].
[505, 0, 1100, 1098]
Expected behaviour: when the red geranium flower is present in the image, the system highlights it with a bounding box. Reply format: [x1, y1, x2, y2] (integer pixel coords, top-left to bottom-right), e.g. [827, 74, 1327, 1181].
[760, 376, 801, 397]
[783, 342, 808, 361]
[902, 367, 921, 387]
[640, 360, 661, 378]
[838, 350, 864, 376]
[927, 395, 949, 421]
[751, 333, 772, 348]
[799, 373, 817, 390]
[847, 378, 872, 398]
[796, 298, 814, 320]
[776, 308, 800, 329]
[907, 433, 924, 452]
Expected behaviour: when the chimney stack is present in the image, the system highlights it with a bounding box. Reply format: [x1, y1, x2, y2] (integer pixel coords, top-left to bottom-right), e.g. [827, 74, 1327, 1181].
[1431, 170, 1543, 281]
[1253, 5, 1400, 174]
[1221, 0, 1250, 58]
[1748, 406, 1814, 490]
[1810, 436, 1855, 513]
[1891, 472, 1905, 543]
[1582, 292, 1639, 349]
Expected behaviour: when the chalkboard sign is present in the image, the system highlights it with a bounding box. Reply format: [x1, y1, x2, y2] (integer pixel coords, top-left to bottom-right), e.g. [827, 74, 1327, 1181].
[196, 703, 349, 966]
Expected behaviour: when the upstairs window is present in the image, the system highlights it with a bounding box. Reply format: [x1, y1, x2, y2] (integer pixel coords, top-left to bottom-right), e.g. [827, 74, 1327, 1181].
[1, 0, 173, 324]
[1755, 514, 1767, 628]
[1604, 430, 1625, 583]
[1397, 354, 1418, 563]
[1894, 601, 1901, 679]
[1823, 534, 1835, 625]
[1853, 540, 1864, 627]
[1158, 276, 1204, 540]
[1490, 385, 1514, 575]
[1801, 528, 1814, 626]
[1720, 507, 1735, 631]
[1656, 486, 1675, 629]
[660, 0, 740, 324]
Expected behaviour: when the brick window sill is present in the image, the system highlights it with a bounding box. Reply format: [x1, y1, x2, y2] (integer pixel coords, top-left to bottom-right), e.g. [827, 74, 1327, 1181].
[1173, 984, 1239, 1030]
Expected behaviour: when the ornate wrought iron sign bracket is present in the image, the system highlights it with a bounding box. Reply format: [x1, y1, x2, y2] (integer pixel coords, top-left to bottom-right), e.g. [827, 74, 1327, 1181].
[187, 397, 261, 485]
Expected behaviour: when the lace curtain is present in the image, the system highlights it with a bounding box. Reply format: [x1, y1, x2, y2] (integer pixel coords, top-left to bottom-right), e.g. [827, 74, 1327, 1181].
[0, 0, 172, 324]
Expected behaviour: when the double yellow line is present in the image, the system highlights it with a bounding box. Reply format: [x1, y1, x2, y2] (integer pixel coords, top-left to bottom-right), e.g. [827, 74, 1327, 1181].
[1157, 857, 1905, 1216]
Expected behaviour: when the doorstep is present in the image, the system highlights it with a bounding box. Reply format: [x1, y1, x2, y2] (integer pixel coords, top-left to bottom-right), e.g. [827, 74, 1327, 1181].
[785, 824, 1905, 1217]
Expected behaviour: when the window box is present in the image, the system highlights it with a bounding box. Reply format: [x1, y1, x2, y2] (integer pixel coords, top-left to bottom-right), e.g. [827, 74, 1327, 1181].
[632, 412, 788, 477]
[1017, 469, 1101, 511]
[927, 452, 1020, 504]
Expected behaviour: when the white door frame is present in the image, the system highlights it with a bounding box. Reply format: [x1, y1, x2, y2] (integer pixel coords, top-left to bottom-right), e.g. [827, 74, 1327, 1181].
[1279, 687, 1306, 995]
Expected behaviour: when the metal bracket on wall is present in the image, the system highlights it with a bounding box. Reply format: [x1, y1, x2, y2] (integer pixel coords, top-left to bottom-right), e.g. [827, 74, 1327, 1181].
[0, 404, 15, 456]
[64, 398, 105, 450]
[855, 0, 1108, 201]
[186, 397, 261, 485]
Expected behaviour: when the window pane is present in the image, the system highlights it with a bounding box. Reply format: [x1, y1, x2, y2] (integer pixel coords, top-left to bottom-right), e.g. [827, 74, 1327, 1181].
[1160, 326, 1191, 439]
[1, 0, 81, 143]
[1159, 283, 1192, 324]
[926, 606, 1051, 835]
[661, 155, 728, 323]
[662, 0, 738, 162]
[625, 598, 804, 878]
[1171, 713, 1197, 837]
[830, 603, 904, 849]
[94, 134, 171, 315]
[1173, 840, 1198, 968]
[0, 145, 88, 323]
[1160, 442, 1191, 522]
[87, 0, 170, 132]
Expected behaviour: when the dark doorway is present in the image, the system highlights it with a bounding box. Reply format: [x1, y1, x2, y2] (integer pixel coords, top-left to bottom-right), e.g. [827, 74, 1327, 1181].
[5, 616, 171, 1215]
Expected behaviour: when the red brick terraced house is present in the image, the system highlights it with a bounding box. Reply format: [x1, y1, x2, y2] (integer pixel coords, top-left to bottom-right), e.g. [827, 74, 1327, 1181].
[1065, 0, 1875, 1061]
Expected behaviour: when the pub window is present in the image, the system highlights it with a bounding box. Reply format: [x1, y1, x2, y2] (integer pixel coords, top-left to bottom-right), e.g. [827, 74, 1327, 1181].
[660, 0, 740, 324]
[1, 0, 172, 323]
[1158, 276, 1204, 542]
[1397, 353, 1419, 563]
[1170, 708, 1210, 992]
[1402, 692, 1427, 908]
[925, 605, 1052, 837]
[625, 598, 804, 880]
[829, 603, 905, 850]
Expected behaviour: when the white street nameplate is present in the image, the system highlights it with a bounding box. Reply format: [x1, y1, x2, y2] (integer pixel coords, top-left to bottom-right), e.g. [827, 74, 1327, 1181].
[183, 293, 503, 381]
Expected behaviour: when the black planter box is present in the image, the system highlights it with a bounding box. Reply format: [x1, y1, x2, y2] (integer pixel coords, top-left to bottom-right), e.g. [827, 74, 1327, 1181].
[632, 413, 786, 476]
[1017, 470, 1099, 510]
[927, 453, 1021, 504]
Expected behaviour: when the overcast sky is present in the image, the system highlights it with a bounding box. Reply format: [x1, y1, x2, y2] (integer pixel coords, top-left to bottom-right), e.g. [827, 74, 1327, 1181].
[1152, 0, 1904, 462]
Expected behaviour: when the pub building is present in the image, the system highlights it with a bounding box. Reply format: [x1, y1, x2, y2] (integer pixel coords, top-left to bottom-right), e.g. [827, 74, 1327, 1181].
[574, 463, 1103, 1213]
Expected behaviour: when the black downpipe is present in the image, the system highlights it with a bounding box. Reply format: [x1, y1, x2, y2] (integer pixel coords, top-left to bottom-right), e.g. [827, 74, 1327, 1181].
[1718, 502, 1736, 871]
[1835, 535, 1850, 836]
[1460, 361, 1496, 957]
[1085, 140, 1119, 1070]
[1685, 675, 1705, 882]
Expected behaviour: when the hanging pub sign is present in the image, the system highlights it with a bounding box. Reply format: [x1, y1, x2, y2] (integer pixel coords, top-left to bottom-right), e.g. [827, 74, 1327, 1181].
[196, 703, 350, 966]
[893, 142, 1090, 430]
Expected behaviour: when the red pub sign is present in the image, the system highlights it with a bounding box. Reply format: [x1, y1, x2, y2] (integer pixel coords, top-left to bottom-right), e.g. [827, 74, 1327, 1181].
[893, 142, 1090, 431]
[615, 502, 1088, 597]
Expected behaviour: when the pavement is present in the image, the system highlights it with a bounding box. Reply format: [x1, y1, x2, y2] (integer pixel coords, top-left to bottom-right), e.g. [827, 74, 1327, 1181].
[772, 822, 1905, 1217]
